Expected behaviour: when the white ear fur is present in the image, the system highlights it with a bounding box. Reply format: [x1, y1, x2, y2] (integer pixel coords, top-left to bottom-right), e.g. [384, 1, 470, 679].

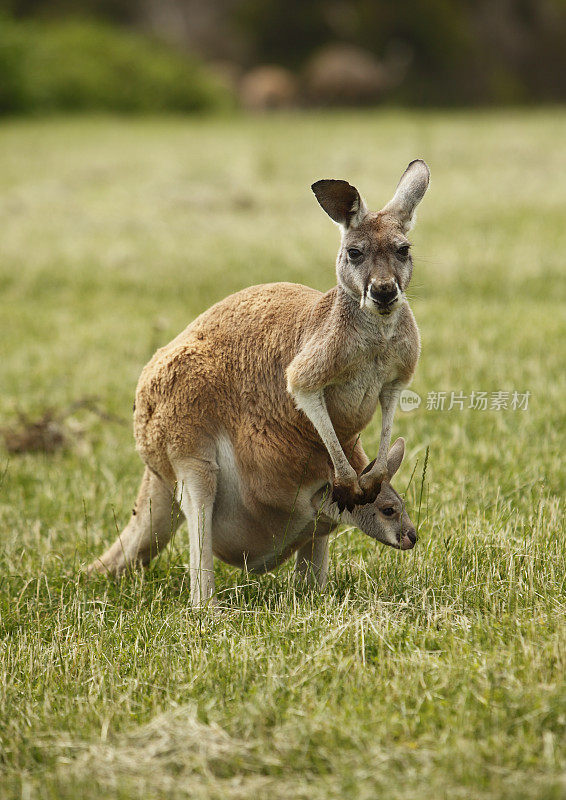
[386, 437, 405, 479]
[345, 193, 368, 230]
[381, 159, 430, 233]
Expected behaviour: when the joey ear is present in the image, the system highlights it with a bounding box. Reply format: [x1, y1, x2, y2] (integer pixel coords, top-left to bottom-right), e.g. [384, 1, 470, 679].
[360, 458, 376, 477]
[311, 179, 367, 229]
[386, 437, 405, 480]
[381, 160, 430, 233]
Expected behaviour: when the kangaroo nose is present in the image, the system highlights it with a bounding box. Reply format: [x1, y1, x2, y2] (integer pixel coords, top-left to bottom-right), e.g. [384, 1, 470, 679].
[369, 282, 398, 306]
[407, 527, 417, 545]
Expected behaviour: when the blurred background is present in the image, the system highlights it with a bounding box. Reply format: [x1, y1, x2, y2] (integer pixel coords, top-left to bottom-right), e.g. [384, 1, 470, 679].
[1, 0, 566, 114]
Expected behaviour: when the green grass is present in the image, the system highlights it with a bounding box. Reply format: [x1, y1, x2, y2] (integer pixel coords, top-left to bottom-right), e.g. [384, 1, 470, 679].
[1, 110, 565, 799]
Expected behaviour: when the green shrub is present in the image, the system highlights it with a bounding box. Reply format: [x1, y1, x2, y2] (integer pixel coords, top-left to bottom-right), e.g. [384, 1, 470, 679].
[0, 18, 234, 114]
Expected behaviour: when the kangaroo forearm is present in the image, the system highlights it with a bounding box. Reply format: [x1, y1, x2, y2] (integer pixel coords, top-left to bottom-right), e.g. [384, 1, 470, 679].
[375, 383, 402, 466]
[291, 388, 356, 482]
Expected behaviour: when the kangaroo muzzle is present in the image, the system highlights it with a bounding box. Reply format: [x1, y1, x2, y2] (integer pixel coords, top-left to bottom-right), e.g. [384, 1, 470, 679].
[368, 281, 399, 310]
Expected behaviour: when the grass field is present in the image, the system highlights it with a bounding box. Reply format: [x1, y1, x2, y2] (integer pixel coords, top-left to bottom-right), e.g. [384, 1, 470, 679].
[1, 110, 565, 799]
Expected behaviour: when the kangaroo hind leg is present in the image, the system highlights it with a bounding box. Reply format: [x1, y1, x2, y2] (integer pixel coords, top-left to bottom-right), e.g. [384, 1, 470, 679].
[175, 457, 218, 608]
[88, 467, 182, 576]
[294, 521, 333, 589]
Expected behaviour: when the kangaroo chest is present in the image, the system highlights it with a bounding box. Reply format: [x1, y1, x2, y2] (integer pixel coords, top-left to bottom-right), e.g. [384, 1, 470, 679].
[325, 353, 396, 434]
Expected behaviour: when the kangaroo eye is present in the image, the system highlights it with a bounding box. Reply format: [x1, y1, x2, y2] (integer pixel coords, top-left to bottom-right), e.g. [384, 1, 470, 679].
[347, 248, 363, 260]
[396, 245, 410, 260]
[381, 507, 396, 517]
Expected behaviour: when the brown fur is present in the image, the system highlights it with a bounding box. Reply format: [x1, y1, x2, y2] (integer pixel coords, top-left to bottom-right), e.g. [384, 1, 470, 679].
[133, 280, 418, 511]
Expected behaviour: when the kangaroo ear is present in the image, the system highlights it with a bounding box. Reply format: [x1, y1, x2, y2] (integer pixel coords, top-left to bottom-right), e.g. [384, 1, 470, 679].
[381, 160, 430, 233]
[312, 179, 368, 229]
[386, 437, 405, 480]
[360, 458, 376, 477]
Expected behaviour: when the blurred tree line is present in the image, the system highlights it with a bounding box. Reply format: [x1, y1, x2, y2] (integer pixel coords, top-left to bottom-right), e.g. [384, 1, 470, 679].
[233, 0, 566, 104]
[1, 0, 566, 106]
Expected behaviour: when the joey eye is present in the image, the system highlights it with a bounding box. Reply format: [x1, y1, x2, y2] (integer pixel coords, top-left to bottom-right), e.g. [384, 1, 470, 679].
[381, 507, 396, 517]
[347, 248, 363, 260]
[396, 244, 410, 260]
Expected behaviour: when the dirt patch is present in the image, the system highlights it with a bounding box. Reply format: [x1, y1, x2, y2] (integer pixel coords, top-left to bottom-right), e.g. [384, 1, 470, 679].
[0, 398, 127, 455]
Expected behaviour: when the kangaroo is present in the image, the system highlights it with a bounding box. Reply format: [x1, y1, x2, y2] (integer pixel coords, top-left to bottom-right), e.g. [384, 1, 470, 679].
[89, 160, 430, 605]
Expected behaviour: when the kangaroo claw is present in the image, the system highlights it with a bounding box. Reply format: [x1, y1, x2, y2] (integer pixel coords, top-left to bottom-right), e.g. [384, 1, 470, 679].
[332, 480, 365, 512]
[358, 463, 387, 505]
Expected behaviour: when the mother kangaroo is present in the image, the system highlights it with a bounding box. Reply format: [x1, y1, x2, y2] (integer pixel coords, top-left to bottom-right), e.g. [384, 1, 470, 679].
[89, 160, 430, 605]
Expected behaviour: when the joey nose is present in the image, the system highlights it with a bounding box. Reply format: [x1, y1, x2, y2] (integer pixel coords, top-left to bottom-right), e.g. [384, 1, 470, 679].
[369, 282, 398, 306]
[399, 527, 417, 550]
